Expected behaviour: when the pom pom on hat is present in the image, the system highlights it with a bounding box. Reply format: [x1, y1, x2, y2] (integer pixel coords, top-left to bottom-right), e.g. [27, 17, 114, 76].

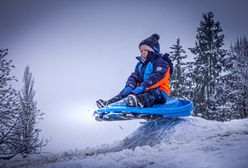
[151, 34, 160, 41]
[139, 33, 160, 53]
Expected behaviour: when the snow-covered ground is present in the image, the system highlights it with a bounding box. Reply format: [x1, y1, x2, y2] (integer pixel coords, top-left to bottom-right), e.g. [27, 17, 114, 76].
[1, 117, 248, 168]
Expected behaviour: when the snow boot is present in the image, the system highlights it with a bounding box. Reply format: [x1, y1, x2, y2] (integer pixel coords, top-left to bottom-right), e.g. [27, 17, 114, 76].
[96, 95, 122, 109]
[124, 94, 144, 108]
[96, 99, 108, 108]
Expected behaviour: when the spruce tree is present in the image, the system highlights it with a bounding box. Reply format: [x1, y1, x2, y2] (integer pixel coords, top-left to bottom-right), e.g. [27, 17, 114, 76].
[213, 37, 248, 120]
[182, 61, 195, 100]
[169, 38, 187, 99]
[189, 12, 227, 118]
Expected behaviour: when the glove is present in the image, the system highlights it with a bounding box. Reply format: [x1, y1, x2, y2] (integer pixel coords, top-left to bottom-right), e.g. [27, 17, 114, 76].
[132, 86, 145, 95]
[121, 86, 133, 96]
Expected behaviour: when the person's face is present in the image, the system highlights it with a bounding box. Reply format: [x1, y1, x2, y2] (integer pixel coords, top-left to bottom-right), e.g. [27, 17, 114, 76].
[140, 49, 148, 62]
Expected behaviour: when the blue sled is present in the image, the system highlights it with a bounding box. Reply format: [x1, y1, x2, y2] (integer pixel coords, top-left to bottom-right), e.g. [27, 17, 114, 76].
[94, 98, 194, 121]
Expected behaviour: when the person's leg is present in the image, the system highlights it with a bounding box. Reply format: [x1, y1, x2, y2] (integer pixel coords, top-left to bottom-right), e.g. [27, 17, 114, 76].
[137, 88, 165, 107]
[96, 94, 122, 108]
[96, 91, 133, 108]
[96, 86, 134, 108]
[125, 88, 167, 107]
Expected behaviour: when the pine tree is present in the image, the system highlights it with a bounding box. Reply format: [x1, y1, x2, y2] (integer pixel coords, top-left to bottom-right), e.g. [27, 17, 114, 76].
[189, 12, 227, 118]
[16, 66, 47, 157]
[0, 49, 21, 159]
[182, 61, 195, 100]
[169, 38, 187, 99]
[213, 37, 248, 120]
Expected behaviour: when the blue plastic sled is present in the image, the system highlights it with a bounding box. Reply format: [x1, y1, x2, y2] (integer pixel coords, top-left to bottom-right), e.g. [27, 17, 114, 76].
[94, 98, 194, 121]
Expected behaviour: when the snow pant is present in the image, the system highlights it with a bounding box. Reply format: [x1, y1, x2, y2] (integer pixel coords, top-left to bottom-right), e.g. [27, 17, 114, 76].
[135, 88, 168, 107]
[107, 88, 168, 107]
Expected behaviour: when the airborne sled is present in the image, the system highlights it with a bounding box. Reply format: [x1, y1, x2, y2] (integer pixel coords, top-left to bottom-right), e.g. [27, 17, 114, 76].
[94, 98, 193, 121]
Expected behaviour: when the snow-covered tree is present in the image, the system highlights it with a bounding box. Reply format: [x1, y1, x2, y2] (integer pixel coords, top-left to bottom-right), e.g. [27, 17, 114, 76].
[169, 38, 188, 99]
[16, 66, 47, 157]
[212, 37, 248, 120]
[189, 12, 227, 118]
[0, 51, 48, 159]
[182, 61, 195, 100]
[0, 49, 21, 159]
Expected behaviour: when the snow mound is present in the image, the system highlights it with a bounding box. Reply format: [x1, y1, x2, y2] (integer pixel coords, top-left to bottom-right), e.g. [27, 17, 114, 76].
[1, 117, 248, 168]
[114, 118, 186, 150]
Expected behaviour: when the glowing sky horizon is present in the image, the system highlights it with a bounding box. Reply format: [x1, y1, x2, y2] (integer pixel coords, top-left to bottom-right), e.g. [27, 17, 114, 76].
[1, 0, 247, 152]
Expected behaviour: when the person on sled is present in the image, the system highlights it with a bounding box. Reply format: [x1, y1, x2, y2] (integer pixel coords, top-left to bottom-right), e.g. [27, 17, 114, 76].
[96, 34, 173, 108]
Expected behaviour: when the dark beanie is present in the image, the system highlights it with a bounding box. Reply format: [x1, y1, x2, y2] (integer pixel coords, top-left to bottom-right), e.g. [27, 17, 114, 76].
[139, 34, 160, 53]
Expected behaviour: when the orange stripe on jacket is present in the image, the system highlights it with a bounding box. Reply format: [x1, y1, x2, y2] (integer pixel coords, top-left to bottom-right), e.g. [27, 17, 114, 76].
[146, 67, 171, 95]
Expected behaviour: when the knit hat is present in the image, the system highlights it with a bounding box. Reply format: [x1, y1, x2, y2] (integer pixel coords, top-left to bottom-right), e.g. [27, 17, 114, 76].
[139, 34, 160, 53]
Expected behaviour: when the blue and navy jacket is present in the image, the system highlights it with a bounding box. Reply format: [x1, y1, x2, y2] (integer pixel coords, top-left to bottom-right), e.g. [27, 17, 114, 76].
[126, 52, 172, 95]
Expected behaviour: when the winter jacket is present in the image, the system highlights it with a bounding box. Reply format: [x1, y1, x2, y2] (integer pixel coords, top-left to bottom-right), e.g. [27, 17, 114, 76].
[125, 52, 172, 95]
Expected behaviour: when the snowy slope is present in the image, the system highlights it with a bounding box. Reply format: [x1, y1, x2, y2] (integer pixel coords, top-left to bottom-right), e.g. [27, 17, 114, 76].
[1, 117, 248, 168]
